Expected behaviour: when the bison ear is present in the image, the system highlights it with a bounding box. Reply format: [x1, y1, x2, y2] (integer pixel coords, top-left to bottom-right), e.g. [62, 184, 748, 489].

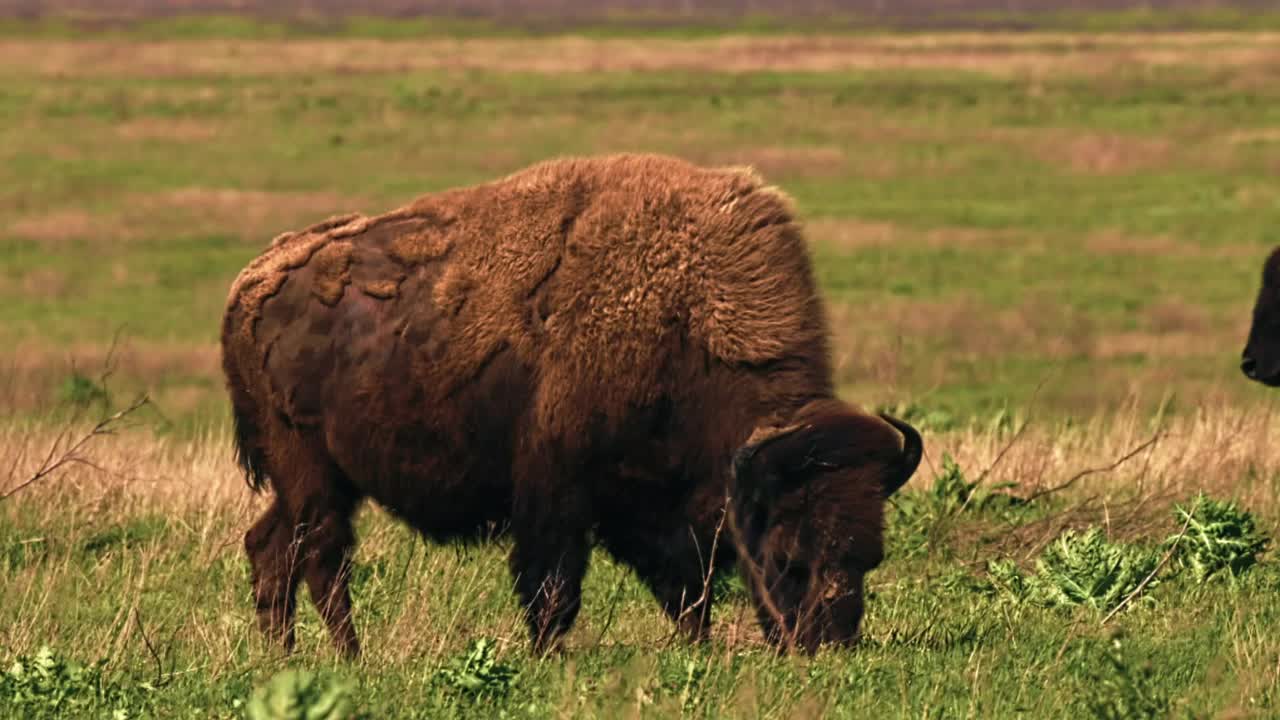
[732, 411, 925, 502]
[731, 422, 814, 504]
[731, 416, 857, 503]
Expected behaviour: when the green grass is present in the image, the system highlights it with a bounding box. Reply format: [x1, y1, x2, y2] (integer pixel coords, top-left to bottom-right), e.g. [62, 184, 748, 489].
[4, 27, 1280, 715]
[3, 423, 1280, 718]
[7, 49, 1277, 427]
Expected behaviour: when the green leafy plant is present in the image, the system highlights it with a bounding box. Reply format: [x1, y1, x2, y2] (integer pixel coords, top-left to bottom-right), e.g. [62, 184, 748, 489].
[246, 668, 357, 720]
[1074, 633, 1172, 720]
[877, 402, 958, 433]
[988, 528, 1160, 612]
[57, 371, 110, 410]
[435, 638, 518, 699]
[0, 646, 153, 719]
[891, 453, 1026, 558]
[984, 557, 1032, 601]
[1163, 493, 1269, 584]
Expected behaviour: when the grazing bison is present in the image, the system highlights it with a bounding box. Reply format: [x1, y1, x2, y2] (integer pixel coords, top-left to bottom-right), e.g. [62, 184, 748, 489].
[220, 153, 923, 657]
[1243, 247, 1280, 386]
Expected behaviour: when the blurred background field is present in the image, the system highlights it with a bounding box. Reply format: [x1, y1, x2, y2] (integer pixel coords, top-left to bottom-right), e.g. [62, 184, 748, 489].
[4, 2, 1280, 435]
[4, 3, 1280, 718]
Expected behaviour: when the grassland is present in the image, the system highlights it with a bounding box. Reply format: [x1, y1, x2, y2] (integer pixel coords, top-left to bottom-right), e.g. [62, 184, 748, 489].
[3, 15, 1280, 719]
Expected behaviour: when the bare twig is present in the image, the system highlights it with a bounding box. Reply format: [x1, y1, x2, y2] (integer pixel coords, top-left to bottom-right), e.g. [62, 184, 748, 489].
[670, 503, 728, 645]
[1101, 495, 1197, 625]
[969, 373, 1053, 490]
[724, 494, 795, 654]
[136, 608, 175, 688]
[0, 394, 150, 502]
[1024, 433, 1162, 503]
[592, 572, 627, 648]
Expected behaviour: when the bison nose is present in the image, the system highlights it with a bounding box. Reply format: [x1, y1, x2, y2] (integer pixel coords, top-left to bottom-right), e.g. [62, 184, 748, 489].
[1242, 355, 1259, 379]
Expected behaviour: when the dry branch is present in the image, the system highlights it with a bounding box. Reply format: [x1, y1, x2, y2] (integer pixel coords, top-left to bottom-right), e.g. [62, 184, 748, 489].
[1024, 433, 1162, 503]
[1100, 494, 1197, 625]
[0, 394, 150, 502]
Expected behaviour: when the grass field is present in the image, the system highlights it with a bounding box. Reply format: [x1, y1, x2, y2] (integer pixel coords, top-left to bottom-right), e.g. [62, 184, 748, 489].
[3, 12, 1280, 719]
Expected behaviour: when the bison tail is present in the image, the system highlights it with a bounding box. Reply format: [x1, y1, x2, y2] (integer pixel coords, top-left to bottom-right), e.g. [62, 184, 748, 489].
[230, 400, 271, 493]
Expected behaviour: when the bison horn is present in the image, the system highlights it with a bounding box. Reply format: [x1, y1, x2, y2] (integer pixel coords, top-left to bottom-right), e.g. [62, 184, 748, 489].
[877, 412, 922, 497]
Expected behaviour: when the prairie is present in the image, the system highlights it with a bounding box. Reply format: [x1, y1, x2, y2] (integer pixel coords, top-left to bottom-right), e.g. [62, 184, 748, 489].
[2, 12, 1280, 719]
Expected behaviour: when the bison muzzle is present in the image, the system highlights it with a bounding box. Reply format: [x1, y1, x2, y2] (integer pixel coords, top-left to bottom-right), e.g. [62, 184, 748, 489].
[219, 153, 924, 657]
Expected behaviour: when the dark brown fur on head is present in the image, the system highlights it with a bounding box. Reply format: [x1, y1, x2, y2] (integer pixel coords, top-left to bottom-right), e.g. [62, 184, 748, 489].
[1242, 246, 1280, 386]
[730, 399, 922, 653]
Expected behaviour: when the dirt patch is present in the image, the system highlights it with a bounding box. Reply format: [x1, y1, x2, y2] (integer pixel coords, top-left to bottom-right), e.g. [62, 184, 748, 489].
[707, 146, 846, 178]
[1144, 298, 1209, 334]
[999, 129, 1174, 175]
[809, 218, 1028, 252]
[115, 117, 221, 141]
[20, 268, 70, 298]
[8, 210, 106, 244]
[7, 188, 367, 247]
[1084, 230, 1261, 259]
[2, 33, 1276, 78]
[1091, 331, 1218, 360]
[140, 187, 365, 239]
[2, 341, 221, 377]
[1084, 231, 1185, 256]
[1222, 128, 1280, 145]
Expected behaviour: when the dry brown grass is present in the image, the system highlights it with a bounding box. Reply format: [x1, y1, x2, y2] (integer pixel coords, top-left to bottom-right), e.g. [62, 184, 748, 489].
[809, 218, 1028, 252]
[5, 400, 1279, 532]
[707, 146, 848, 178]
[8, 209, 102, 245]
[1016, 130, 1174, 175]
[1, 33, 1276, 78]
[6, 188, 366, 246]
[115, 117, 222, 141]
[0, 341, 221, 414]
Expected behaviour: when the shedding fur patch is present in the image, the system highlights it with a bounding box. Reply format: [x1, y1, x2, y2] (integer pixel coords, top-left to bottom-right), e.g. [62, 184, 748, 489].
[389, 229, 453, 265]
[433, 267, 475, 317]
[310, 241, 353, 306]
[224, 232, 331, 342]
[361, 279, 401, 299]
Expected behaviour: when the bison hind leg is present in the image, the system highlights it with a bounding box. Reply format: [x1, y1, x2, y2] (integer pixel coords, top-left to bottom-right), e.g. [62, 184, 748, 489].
[247, 426, 364, 659]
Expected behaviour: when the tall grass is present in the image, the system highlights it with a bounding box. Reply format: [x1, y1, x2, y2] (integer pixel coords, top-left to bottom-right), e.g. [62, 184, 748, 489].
[3, 398, 1279, 717]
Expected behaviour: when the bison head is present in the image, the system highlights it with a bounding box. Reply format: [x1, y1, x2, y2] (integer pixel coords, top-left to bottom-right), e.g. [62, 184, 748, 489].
[729, 400, 922, 653]
[1243, 247, 1280, 386]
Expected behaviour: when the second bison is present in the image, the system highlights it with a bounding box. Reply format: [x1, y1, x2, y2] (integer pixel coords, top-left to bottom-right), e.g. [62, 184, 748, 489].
[1242, 246, 1280, 386]
[220, 153, 923, 656]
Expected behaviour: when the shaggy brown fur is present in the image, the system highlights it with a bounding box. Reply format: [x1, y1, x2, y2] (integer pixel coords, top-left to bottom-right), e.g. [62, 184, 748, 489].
[1242, 246, 1280, 387]
[220, 153, 923, 656]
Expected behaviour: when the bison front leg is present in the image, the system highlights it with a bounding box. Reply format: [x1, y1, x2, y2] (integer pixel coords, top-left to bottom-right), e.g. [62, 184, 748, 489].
[508, 447, 592, 655]
[245, 498, 302, 653]
[599, 527, 715, 643]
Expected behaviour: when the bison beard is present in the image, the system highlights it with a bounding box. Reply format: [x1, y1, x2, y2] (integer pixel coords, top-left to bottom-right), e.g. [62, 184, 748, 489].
[220, 153, 923, 657]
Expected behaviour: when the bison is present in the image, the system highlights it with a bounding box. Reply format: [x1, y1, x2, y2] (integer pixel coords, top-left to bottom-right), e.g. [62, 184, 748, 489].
[1243, 247, 1280, 386]
[220, 153, 923, 657]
